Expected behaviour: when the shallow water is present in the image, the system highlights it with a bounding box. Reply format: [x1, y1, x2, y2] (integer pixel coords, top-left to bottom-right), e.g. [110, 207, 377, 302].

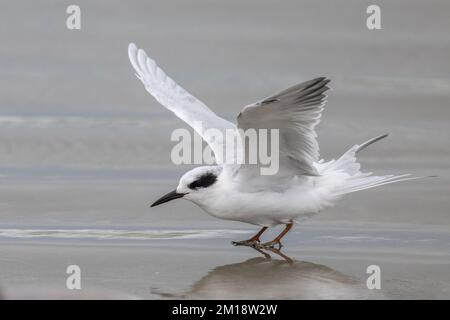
[1, 226, 449, 299]
[0, 0, 449, 299]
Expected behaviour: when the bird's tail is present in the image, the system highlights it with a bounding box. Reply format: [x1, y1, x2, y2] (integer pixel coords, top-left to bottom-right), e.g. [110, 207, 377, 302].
[316, 134, 432, 196]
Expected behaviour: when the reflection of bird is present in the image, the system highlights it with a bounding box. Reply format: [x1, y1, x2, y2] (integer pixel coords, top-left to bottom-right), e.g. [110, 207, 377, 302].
[128, 43, 426, 248]
[153, 257, 380, 300]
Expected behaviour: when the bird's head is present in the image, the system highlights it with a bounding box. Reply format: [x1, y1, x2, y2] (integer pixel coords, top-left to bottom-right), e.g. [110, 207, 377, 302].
[151, 166, 222, 207]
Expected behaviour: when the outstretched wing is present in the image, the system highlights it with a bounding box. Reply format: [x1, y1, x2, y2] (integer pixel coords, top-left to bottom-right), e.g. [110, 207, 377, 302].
[128, 43, 239, 165]
[237, 77, 330, 178]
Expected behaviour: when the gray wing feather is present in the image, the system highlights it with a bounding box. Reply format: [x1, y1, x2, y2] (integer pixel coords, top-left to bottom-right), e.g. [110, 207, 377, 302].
[237, 77, 330, 176]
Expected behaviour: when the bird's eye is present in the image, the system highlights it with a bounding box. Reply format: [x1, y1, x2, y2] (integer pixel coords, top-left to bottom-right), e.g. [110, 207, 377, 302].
[188, 173, 217, 190]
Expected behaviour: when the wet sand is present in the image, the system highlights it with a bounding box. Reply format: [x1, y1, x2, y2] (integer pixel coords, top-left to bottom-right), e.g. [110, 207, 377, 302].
[0, 225, 449, 299]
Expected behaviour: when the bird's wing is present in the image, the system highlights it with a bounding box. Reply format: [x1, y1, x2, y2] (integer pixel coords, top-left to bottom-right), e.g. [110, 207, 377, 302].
[128, 43, 239, 165]
[236, 77, 330, 178]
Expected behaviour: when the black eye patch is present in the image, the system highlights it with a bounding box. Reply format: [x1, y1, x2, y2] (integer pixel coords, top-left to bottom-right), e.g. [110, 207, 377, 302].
[188, 172, 217, 190]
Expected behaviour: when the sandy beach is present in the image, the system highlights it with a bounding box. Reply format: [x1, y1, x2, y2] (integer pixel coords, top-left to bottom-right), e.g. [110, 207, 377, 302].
[1, 225, 449, 299]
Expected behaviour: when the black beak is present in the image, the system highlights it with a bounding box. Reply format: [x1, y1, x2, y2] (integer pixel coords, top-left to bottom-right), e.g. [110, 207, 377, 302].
[151, 189, 185, 207]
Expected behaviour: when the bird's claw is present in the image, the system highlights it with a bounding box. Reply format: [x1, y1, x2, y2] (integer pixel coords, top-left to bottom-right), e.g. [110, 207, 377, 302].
[232, 239, 292, 263]
[231, 239, 260, 247]
[232, 239, 283, 250]
[261, 240, 283, 250]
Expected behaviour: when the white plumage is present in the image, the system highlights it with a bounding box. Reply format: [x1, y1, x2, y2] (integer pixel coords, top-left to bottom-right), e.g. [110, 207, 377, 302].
[128, 43, 426, 247]
[128, 43, 239, 165]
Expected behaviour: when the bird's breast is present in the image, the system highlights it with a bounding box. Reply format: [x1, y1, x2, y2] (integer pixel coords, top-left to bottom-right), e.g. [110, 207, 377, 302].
[191, 185, 332, 226]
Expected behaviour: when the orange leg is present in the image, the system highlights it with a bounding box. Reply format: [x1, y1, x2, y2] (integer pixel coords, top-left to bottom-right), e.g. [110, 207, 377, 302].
[261, 223, 293, 249]
[232, 226, 268, 247]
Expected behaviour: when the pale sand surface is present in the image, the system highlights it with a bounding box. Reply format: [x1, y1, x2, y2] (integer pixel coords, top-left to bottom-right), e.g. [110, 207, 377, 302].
[0, 225, 449, 299]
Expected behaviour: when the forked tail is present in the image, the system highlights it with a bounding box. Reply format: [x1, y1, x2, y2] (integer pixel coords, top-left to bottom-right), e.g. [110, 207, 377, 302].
[316, 134, 431, 196]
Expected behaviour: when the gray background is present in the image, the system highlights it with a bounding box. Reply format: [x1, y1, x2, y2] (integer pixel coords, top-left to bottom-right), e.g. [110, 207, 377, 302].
[0, 0, 449, 299]
[0, 0, 448, 228]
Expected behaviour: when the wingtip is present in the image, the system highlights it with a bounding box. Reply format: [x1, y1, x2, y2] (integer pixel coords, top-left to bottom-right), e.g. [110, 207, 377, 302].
[317, 76, 330, 83]
[137, 48, 146, 58]
[128, 42, 137, 50]
[128, 43, 138, 60]
[128, 43, 140, 72]
[319, 77, 332, 91]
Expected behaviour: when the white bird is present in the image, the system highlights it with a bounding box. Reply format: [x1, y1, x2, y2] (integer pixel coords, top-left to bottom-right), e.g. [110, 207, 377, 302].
[128, 43, 426, 249]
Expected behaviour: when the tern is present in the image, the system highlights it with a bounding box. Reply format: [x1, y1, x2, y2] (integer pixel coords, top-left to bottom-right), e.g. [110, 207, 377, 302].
[128, 43, 425, 249]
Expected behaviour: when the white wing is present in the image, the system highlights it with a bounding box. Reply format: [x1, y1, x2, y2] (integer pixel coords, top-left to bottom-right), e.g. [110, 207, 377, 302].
[128, 43, 239, 165]
[236, 77, 330, 179]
